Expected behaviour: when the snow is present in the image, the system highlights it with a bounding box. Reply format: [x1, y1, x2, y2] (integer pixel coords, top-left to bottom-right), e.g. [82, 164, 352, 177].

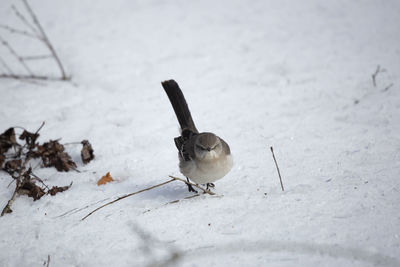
[1, 0, 400, 266]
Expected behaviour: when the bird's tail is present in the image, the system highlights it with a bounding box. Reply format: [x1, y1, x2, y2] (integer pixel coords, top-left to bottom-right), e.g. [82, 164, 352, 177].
[162, 79, 198, 133]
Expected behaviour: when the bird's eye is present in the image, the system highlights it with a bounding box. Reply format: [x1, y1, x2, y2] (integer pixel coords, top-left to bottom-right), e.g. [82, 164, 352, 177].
[196, 145, 206, 150]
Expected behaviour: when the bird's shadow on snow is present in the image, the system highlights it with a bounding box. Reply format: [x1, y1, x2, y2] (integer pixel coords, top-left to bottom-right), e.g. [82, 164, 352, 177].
[130, 182, 192, 201]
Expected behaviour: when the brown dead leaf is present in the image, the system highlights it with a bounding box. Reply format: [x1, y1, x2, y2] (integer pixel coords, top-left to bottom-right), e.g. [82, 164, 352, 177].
[97, 172, 114, 186]
[18, 180, 46, 200]
[3, 159, 22, 176]
[48, 182, 72, 196]
[81, 140, 94, 164]
[0, 128, 17, 154]
[19, 129, 39, 149]
[36, 140, 77, 172]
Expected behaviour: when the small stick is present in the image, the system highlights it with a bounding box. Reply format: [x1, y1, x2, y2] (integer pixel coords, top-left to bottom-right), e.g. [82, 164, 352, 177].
[382, 83, 394, 92]
[0, 35, 33, 75]
[0, 24, 37, 39]
[372, 65, 380, 87]
[0, 73, 69, 81]
[11, 4, 39, 36]
[81, 178, 176, 221]
[81, 176, 216, 220]
[168, 175, 216, 195]
[46, 255, 50, 267]
[270, 146, 284, 191]
[21, 55, 52, 61]
[22, 0, 68, 80]
[1, 180, 21, 216]
[0, 56, 14, 75]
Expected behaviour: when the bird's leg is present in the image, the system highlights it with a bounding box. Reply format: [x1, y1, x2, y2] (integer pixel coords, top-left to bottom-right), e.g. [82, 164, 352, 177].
[206, 183, 215, 190]
[186, 177, 198, 193]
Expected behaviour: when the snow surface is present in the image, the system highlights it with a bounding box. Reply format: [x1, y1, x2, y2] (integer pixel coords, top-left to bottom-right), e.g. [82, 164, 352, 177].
[1, 0, 400, 266]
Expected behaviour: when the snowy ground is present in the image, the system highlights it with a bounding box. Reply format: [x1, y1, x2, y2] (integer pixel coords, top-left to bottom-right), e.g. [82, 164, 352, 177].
[1, 0, 400, 266]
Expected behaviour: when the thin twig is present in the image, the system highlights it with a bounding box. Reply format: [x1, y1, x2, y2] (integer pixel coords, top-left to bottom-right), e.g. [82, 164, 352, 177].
[81, 179, 176, 221]
[0, 24, 37, 38]
[382, 83, 394, 92]
[371, 65, 387, 87]
[1, 180, 21, 216]
[81, 176, 216, 220]
[35, 121, 45, 135]
[0, 73, 69, 81]
[270, 146, 284, 191]
[0, 35, 33, 75]
[372, 65, 380, 87]
[0, 0, 69, 81]
[0, 56, 14, 75]
[22, 0, 67, 80]
[11, 4, 39, 36]
[168, 175, 216, 195]
[63, 141, 83, 146]
[21, 55, 52, 61]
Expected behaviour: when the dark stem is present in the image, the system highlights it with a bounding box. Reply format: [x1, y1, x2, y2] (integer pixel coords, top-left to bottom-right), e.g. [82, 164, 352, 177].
[270, 146, 285, 191]
[22, 0, 67, 80]
[81, 178, 176, 221]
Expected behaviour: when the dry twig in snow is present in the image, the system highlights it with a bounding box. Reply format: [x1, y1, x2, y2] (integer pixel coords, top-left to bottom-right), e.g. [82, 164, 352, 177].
[0, 0, 69, 81]
[270, 146, 285, 191]
[81, 176, 215, 221]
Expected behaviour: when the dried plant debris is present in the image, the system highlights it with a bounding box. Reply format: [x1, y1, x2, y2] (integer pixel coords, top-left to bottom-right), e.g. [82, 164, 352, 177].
[0, 124, 94, 216]
[19, 129, 39, 149]
[0, 128, 18, 154]
[81, 140, 94, 164]
[4, 159, 22, 177]
[48, 182, 73, 196]
[36, 140, 77, 172]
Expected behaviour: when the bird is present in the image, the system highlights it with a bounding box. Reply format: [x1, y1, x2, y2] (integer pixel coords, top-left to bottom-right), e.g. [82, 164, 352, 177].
[162, 79, 233, 192]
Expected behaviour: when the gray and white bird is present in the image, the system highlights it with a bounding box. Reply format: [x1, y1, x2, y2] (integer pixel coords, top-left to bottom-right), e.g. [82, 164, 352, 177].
[162, 79, 233, 192]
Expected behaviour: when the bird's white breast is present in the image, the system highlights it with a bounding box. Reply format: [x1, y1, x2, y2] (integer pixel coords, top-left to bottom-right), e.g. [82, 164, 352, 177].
[180, 154, 233, 184]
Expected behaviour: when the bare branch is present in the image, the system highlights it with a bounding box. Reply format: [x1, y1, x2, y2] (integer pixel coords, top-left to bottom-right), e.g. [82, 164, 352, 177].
[0, 56, 14, 75]
[0, 24, 37, 38]
[382, 83, 394, 92]
[371, 65, 387, 87]
[11, 4, 39, 36]
[81, 178, 176, 221]
[21, 54, 53, 61]
[81, 176, 216, 221]
[270, 146, 285, 191]
[0, 73, 70, 81]
[168, 175, 216, 195]
[0, 35, 33, 75]
[21, 0, 67, 80]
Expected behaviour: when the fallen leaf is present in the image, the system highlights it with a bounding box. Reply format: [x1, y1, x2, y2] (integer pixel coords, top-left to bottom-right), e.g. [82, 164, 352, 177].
[36, 140, 77, 172]
[19, 129, 39, 149]
[48, 182, 72, 196]
[18, 180, 46, 201]
[3, 159, 22, 176]
[81, 140, 94, 164]
[0, 128, 17, 154]
[97, 172, 114, 186]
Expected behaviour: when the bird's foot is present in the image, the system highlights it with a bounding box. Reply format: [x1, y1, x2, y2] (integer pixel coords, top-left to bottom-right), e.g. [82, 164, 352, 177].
[206, 183, 215, 190]
[186, 178, 198, 193]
